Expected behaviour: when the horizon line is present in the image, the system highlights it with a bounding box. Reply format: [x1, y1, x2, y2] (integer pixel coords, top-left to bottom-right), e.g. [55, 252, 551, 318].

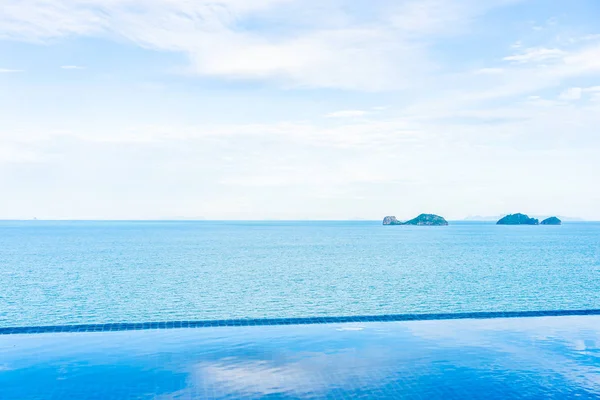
[0, 218, 594, 222]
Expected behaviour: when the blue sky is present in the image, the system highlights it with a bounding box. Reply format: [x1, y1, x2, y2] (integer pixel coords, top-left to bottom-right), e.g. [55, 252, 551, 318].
[1, 0, 599, 220]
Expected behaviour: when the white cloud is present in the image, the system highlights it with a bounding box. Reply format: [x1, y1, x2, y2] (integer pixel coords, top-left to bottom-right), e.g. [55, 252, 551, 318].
[582, 86, 600, 102]
[0, 144, 42, 163]
[60, 65, 85, 70]
[192, 349, 395, 397]
[326, 110, 368, 118]
[433, 44, 600, 105]
[474, 67, 504, 74]
[198, 360, 324, 396]
[0, 0, 526, 90]
[0, 68, 23, 73]
[563, 44, 600, 71]
[0, 0, 596, 96]
[503, 47, 566, 64]
[559, 87, 582, 100]
[2, 96, 600, 219]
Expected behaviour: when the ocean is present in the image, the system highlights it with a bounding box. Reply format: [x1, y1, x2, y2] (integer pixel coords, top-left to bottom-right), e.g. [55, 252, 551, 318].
[1, 221, 599, 327]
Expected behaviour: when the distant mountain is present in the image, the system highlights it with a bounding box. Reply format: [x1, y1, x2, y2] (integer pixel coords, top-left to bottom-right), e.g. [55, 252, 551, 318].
[159, 216, 207, 220]
[464, 215, 584, 222]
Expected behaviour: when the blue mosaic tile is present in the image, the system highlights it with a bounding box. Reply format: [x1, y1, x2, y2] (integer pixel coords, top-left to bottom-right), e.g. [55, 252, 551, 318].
[1, 309, 600, 335]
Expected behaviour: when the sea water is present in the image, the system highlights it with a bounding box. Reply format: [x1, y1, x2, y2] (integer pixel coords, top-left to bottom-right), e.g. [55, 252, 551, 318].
[1, 221, 599, 327]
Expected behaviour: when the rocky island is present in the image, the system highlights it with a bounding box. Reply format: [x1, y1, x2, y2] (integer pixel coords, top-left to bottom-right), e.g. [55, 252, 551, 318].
[541, 216, 562, 225]
[496, 213, 539, 225]
[383, 214, 448, 226]
[382, 216, 402, 225]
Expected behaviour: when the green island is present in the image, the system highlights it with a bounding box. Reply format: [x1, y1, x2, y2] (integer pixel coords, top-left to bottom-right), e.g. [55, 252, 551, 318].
[383, 214, 449, 226]
[541, 216, 562, 225]
[496, 213, 539, 225]
[496, 214, 563, 226]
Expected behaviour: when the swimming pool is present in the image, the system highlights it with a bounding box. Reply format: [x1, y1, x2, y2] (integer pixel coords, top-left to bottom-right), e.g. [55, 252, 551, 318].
[2, 314, 599, 399]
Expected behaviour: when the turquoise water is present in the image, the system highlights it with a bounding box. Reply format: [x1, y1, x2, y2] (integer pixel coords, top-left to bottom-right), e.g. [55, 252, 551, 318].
[2, 316, 600, 398]
[1, 221, 599, 327]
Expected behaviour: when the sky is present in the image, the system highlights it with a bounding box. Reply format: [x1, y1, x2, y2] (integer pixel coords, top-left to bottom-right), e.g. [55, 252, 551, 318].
[1, 0, 599, 220]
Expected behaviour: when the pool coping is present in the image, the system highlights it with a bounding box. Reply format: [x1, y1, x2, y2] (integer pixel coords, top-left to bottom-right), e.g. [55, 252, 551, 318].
[1, 309, 600, 335]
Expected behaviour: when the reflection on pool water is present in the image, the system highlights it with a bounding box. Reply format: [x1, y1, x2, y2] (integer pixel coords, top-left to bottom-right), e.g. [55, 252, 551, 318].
[1, 316, 599, 399]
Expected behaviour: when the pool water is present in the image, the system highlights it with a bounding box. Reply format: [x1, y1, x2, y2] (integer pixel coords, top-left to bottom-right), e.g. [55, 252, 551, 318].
[2, 315, 599, 399]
